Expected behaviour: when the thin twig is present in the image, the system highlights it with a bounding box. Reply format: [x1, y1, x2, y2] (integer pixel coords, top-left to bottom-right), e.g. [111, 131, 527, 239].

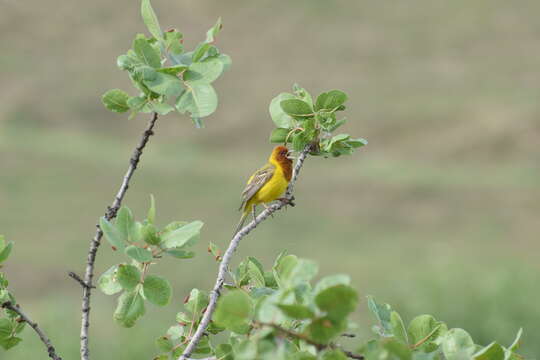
[78, 112, 159, 360]
[68, 272, 94, 289]
[256, 322, 364, 360]
[178, 144, 312, 360]
[2, 301, 63, 360]
[256, 321, 324, 350]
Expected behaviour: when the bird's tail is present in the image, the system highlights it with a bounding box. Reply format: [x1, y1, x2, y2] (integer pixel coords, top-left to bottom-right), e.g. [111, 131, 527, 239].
[233, 211, 249, 237]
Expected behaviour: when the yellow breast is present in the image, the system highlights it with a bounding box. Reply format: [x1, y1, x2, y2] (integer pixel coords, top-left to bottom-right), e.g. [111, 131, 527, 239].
[253, 166, 288, 204]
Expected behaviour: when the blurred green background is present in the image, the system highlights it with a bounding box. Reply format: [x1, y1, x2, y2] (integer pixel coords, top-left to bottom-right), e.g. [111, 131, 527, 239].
[1, 0, 539, 358]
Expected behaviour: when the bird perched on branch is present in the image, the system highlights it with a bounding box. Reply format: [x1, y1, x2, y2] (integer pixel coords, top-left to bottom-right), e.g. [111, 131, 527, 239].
[234, 146, 294, 235]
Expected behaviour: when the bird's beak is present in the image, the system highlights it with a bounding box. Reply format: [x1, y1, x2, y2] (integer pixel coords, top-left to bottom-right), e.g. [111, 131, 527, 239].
[286, 151, 295, 160]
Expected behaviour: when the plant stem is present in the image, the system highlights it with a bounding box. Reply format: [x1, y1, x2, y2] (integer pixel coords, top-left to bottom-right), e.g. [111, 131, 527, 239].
[2, 301, 63, 360]
[178, 145, 312, 360]
[256, 322, 364, 360]
[77, 112, 159, 360]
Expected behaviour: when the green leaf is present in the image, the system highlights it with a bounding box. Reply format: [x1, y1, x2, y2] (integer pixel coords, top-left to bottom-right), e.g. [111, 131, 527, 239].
[315, 90, 348, 111]
[147, 194, 156, 224]
[315, 284, 358, 321]
[408, 315, 446, 349]
[142, 224, 160, 245]
[100, 217, 126, 251]
[155, 336, 174, 352]
[161, 220, 203, 249]
[269, 128, 290, 144]
[165, 249, 195, 259]
[176, 83, 218, 118]
[390, 311, 408, 344]
[117, 53, 143, 71]
[0, 336, 22, 350]
[125, 245, 153, 263]
[185, 288, 208, 315]
[474, 342, 505, 360]
[269, 93, 296, 128]
[113, 290, 146, 328]
[314, 274, 351, 294]
[164, 30, 184, 55]
[143, 71, 184, 98]
[141, 0, 163, 41]
[183, 57, 224, 84]
[133, 37, 161, 68]
[441, 328, 476, 360]
[116, 206, 135, 242]
[321, 349, 347, 360]
[116, 264, 141, 291]
[280, 99, 313, 117]
[193, 336, 212, 355]
[167, 325, 184, 340]
[247, 259, 265, 288]
[192, 43, 211, 63]
[157, 64, 187, 76]
[127, 96, 148, 113]
[277, 304, 315, 320]
[214, 290, 253, 334]
[307, 317, 345, 344]
[102, 89, 130, 113]
[384, 339, 412, 360]
[98, 265, 123, 295]
[293, 83, 314, 108]
[143, 275, 172, 306]
[348, 138, 368, 148]
[215, 343, 233, 360]
[367, 296, 393, 337]
[0, 319, 13, 340]
[0, 240, 13, 264]
[150, 102, 175, 115]
[218, 54, 232, 71]
[206, 17, 222, 43]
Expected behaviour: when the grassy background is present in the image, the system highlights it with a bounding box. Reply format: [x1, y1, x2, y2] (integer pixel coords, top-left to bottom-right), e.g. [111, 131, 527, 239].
[1, 0, 539, 358]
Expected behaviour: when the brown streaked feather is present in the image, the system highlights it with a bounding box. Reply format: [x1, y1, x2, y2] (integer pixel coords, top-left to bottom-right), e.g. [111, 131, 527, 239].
[238, 163, 275, 211]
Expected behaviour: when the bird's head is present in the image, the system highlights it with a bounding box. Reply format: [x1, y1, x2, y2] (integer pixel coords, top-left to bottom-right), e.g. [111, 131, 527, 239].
[271, 145, 294, 164]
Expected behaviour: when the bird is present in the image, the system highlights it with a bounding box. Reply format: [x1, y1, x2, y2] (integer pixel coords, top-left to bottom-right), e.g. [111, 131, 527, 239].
[234, 145, 294, 235]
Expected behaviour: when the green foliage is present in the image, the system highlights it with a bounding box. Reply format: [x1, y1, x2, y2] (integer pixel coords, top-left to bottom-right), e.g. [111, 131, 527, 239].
[151, 252, 526, 360]
[97, 196, 202, 327]
[362, 297, 524, 360]
[0, 237, 25, 351]
[102, 0, 230, 126]
[268, 84, 367, 157]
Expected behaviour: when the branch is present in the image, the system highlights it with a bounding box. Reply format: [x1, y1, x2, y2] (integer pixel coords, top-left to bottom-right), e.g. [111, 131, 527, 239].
[2, 301, 63, 360]
[178, 144, 312, 360]
[77, 112, 159, 360]
[256, 322, 364, 359]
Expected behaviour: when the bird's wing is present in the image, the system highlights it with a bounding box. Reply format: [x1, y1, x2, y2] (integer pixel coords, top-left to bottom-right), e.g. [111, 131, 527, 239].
[238, 163, 276, 211]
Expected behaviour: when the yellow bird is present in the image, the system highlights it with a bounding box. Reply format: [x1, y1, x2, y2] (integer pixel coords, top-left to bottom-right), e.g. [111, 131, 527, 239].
[234, 146, 294, 235]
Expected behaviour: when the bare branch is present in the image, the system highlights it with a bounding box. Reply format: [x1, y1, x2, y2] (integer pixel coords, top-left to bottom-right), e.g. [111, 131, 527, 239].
[178, 145, 312, 360]
[78, 112, 159, 360]
[2, 301, 63, 360]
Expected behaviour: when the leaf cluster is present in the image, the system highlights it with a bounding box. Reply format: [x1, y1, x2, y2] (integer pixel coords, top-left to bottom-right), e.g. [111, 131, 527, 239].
[269, 84, 367, 157]
[102, 0, 231, 127]
[154, 251, 360, 359]
[98, 196, 203, 327]
[0, 236, 25, 350]
[152, 252, 526, 360]
[362, 296, 524, 360]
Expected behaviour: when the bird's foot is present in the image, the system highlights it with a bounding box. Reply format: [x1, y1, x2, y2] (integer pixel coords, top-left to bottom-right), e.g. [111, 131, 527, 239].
[279, 196, 295, 207]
